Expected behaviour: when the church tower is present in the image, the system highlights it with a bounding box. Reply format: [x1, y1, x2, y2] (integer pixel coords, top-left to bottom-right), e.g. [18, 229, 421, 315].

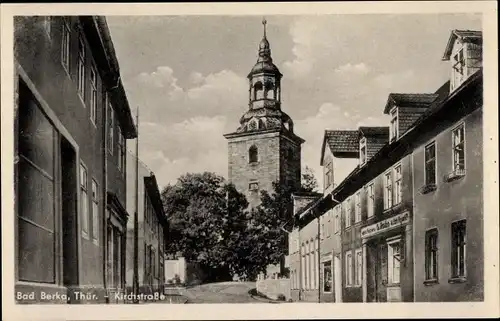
[224, 19, 305, 208]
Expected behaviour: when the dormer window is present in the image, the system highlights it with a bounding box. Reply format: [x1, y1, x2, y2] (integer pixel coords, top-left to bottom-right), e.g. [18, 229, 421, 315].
[390, 108, 398, 142]
[452, 47, 466, 89]
[359, 138, 367, 165]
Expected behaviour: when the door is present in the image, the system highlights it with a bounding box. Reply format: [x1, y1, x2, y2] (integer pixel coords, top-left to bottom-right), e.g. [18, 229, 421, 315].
[386, 239, 402, 302]
[334, 255, 342, 302]
[375, 242, 388, 302]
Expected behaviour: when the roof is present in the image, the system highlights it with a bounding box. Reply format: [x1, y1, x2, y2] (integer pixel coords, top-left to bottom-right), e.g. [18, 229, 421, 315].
[442, 29, 482, 61]
[79, 16, 137, 138]
[144, 174, 168, 227]
[358, 126, 389, 138]
[332, 70, 482, 201]
[292, 191, 323, 198]
[384, 93, 439, 114]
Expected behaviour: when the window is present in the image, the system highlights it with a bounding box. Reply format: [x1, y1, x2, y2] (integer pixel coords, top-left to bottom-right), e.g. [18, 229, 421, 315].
[249, 181, 259, 191]
[359, 138, 367, 165]
[393, 165, 402, 205]
[77, 36, 86, 101]
[367, 183, 374, 218]
[452, 47, 466, 89]
[108, 101, 114, 154]
[61, 18, 70, 73]
[355, 192, 361, 223]
[325, 161, 333, 188]
[90, 65, 97, 125]
[117, 128, 125, 172]
[451, 220, 466, 278]
[390, 109, 398, 141]
[80, 163, 89, 237]
[323, 261, 332, 292]
[249, 145, 258, 163]
[334, 206, 341, 233]
[424, 142, 436, 186]
[91, 179, 99, 243]
[388, 239, 401, 285]
[345, 250, 353, 286]
[384, 171, 392, 210]
[452, 124, 465, 172]
[425, 229, 438, 281]
[355, 248, 363, 286]
[345, 199, 352, 228]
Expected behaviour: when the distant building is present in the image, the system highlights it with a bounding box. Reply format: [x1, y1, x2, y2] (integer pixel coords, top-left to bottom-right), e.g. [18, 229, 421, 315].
[224, 20, 304, 278]
[14, 16, 137, 303]
[125, 152, 168, 297]
[287, 29, 483, 303]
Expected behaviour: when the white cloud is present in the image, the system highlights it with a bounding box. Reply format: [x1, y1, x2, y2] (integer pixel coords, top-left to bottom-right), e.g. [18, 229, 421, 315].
[335, 62, 370, 75]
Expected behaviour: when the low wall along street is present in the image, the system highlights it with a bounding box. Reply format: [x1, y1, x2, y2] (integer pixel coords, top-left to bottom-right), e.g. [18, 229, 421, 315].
[361, 212, 410, 239]
[256, 279, 291, 301]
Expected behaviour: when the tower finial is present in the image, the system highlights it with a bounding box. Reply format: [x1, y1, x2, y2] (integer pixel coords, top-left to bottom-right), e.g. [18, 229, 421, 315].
[262, 17, 267, 38]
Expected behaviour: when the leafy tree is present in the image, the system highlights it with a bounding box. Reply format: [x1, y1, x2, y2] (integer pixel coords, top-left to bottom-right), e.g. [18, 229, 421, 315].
[301, 165, 319, 193]
[161, 172, 249, 281]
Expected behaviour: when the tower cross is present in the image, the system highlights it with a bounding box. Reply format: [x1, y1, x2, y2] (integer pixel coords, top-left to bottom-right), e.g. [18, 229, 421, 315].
[262, 17, 267, 38]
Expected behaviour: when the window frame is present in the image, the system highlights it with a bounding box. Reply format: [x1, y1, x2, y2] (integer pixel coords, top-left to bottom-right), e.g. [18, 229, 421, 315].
[344, 198, 352, 228]
[249, 145, 258, 163]
[91, 178, 99, 244]
[108, 100, 114, 155]
[425, 228, 439, 282]
[387, 238, 402, 285]
[359, 137, 367, 165]
[77, 35, 86, 103]
[424, 141, 437, 186]
[451, 123, 466, 173]
[325, 161, 333, 188]
[80, 161, 89, 239]
[390, 107, 398, 141]
[61, 17, 71, 76]
[383, 170, 393, 210]
[393, 164, 402, 205]
[354, 191, 362, 223]
[355, 248, 363, 287]
[451, 220, 467, 279]
[367, 182, 375, 218]
[89, 64, 98, 126]
[345, 250, 353, 287]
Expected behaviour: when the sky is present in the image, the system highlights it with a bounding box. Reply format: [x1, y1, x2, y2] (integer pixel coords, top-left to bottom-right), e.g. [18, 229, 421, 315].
[106, 14, 482, 191]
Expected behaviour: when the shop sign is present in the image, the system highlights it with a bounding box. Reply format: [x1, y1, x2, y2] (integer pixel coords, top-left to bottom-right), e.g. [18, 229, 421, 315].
[361, 212, 410, 239]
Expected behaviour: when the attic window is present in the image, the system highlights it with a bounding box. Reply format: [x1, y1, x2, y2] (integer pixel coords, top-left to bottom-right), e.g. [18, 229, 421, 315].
[390, 109, 398, 142]
[359, 138, 367, 165]
[452, 47, 466, 90]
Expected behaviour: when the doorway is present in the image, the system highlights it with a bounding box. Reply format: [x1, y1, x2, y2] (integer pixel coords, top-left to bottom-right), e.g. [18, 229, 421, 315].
[386, 237, 402, 302]
[61, 137, 79, 287]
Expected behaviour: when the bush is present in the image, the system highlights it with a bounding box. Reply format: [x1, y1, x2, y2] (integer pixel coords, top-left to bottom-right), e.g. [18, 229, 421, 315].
[166, 279, 174, 285]
[277, 294, 286, 301]
[174, 274, 181, 285]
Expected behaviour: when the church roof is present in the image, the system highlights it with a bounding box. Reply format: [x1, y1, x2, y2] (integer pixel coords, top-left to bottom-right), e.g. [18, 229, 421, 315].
[248, 61, 282, 78]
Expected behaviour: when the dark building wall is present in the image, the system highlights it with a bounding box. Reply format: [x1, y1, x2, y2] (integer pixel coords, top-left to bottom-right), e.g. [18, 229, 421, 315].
[14, 16, 106, 290]
[413, 107, 483, 302]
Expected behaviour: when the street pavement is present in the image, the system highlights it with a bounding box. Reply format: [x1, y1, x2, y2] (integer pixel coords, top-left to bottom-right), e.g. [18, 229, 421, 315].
[165, 281, 279, 303]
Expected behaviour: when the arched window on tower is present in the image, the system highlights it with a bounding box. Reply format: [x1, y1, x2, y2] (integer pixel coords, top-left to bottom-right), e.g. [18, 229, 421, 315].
[249, 145, 258, 163]
[254, 82, 264, 100]
[265, 81, 275, 100]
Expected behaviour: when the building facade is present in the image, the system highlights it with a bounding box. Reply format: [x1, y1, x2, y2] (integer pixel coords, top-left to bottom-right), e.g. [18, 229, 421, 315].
[286, 28, 483, 303]
[14, 16, 136, 303]
[413, 30, 483, 302]
[125, 152, 168, 298]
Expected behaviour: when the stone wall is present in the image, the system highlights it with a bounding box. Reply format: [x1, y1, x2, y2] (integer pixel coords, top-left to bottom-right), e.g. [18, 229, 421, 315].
[256, 278, 291, 301]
